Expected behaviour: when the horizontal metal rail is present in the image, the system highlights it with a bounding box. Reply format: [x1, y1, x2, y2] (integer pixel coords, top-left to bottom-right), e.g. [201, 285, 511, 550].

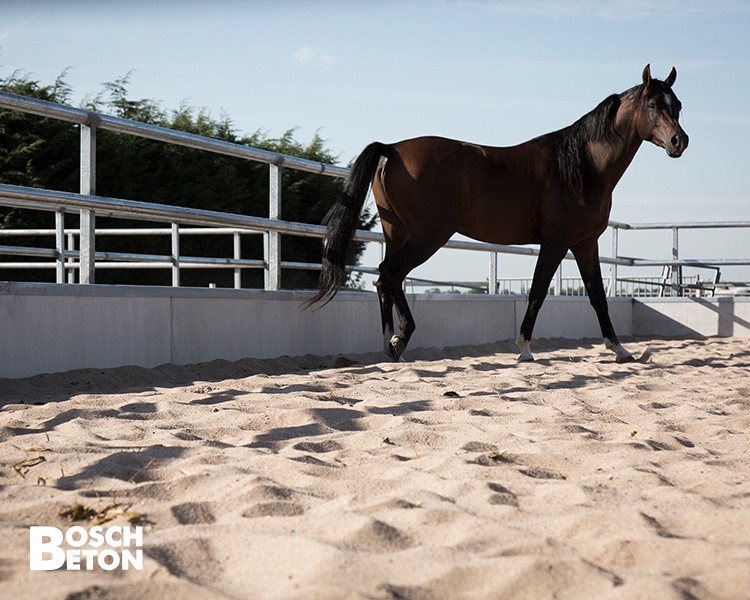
[0, 183, 585, 261]
[610, 220, 750, 230]
[2, 218, 746, 270]
[0, 183, 328, 236]
[0, 91, 349, 178]
[0, 227, 264, 236]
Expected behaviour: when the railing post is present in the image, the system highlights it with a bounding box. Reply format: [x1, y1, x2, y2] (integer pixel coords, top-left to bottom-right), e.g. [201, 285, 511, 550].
[171, 222, 180, 287]
[671, 226, 680, 296]
[233, 231, 241, 289]
[554, 264, 562, 296]
[55, 209, 66, 283]
[67, 232, 75, 283]
[609, 224, 619, 297]
[265, 163, 281, 290]
[489, 251, 497, 294]
[79, 118, 98, 284]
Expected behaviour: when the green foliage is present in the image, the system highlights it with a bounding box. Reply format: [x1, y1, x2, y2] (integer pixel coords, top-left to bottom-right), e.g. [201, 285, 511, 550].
[0, 70, 374, 288]
[0, 71, 79, 211]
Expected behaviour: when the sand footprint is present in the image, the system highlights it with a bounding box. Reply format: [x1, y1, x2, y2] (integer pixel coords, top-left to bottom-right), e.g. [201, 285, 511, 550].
[392, 367, 423, 383]
[293, 440, 343, 453]
[342, 518, 414, 553]
[673, 577, 714, 599]
[564, 424, 602, 440]
[640, 512, 681, 539]
[241, 502, 305, 518]
[488, 482, 519, 507]
[171, 501, 216, 524]
[240, 481, 310, 517]
[463, 441, 499, 453]
[147, 537, 220, 584]
[243, 481, 301, 501]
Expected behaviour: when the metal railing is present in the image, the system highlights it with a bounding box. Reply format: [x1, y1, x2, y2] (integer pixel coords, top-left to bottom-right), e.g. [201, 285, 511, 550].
[407, 275, 710, 297]
[1, 90, 749, 297]
[0, 89, 350, 290]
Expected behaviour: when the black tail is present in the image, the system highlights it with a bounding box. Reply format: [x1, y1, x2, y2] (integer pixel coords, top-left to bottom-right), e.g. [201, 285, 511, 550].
[305, 142, 390, 307]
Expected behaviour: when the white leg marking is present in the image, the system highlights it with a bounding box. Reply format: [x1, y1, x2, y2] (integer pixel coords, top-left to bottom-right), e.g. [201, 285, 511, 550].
[604, 338, 635, 363]
[390, 335, 407, 362]
[516, 335, 534, 362]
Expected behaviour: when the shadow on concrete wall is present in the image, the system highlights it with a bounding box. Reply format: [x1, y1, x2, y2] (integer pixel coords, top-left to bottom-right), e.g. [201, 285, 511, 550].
[634, 298, 750, 338]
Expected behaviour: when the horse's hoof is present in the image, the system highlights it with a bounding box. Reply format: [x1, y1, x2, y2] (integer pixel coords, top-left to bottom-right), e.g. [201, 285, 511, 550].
[386, 336, 406, 362]
[605, 339, 635, 364]
[515, 336, 534, 362]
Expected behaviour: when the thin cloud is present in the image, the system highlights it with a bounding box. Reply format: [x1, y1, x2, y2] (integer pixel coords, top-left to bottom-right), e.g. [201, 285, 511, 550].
[428, 0, 747, 21]
[0, 13, 41, 43]
[290, 46, 340, 72]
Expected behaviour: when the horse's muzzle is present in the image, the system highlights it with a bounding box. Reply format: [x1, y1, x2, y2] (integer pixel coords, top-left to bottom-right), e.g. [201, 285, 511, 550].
[667, 131, 689, 158]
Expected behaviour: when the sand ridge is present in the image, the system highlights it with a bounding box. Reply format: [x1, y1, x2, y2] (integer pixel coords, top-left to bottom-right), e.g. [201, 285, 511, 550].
[1, 337, 749, 599]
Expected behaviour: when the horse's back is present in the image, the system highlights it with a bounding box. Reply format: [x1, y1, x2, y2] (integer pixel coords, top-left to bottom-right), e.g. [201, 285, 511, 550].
[377, 136, 548, 245]
[381, 136, 504, 207]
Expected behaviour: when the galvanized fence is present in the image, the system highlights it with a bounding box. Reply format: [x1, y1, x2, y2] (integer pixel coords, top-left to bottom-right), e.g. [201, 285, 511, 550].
[1, 90, 749, 298]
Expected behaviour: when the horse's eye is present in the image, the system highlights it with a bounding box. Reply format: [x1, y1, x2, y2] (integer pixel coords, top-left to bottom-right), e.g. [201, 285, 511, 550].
[648, 103, 656, 110]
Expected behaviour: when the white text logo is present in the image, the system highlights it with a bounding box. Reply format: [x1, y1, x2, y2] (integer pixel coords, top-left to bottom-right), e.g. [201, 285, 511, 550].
[29, 525, 143, 571]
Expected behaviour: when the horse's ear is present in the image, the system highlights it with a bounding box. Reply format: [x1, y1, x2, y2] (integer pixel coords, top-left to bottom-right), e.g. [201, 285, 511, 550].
[665, 67, 677, 87]
[642, 64, 652, 87]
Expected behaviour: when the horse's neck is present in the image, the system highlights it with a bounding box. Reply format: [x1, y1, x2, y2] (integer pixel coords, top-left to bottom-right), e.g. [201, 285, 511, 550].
[589, 103, 643, 189]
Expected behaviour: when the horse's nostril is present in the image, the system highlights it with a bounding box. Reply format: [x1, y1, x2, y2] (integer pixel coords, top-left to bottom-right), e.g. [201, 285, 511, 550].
[671, 135, 680, 147]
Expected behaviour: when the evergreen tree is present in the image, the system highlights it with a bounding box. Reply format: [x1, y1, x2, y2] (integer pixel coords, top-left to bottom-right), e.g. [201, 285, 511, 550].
[0, 71, 374, 289]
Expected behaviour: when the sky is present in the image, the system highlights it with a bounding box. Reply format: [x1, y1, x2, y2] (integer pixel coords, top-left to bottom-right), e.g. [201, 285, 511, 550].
[1, 0, 749, 287]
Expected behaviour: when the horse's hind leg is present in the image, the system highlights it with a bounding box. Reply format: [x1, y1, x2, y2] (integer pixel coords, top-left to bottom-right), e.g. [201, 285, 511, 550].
[376, 271, 414, 361]
[377, 239, 444, 361]
[377, 256, 418, 362]
[375, 276, 399, 359]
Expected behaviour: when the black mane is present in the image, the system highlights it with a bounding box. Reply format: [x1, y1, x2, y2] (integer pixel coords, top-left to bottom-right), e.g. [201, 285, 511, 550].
[537, 86, 641, 199]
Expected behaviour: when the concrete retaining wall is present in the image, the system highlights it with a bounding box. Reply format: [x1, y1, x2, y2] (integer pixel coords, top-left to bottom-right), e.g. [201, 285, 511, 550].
[633, 296, 750, 338]
[0, 282, 746, 378]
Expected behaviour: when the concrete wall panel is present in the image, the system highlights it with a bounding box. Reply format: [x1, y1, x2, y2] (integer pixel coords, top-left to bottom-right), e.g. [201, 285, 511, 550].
[2, 282, 748, 379]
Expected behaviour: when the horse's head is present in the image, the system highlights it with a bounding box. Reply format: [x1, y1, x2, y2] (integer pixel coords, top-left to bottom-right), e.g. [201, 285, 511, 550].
[635, 64, 689, 158]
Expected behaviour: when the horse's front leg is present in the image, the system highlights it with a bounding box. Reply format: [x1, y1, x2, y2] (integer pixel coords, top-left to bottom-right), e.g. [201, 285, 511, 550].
[517, 242, 569, 362]
[571, 239, 635, 363]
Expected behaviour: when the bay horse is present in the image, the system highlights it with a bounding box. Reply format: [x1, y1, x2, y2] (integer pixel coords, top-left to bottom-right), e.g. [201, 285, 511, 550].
[308, 65, 688, 363]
